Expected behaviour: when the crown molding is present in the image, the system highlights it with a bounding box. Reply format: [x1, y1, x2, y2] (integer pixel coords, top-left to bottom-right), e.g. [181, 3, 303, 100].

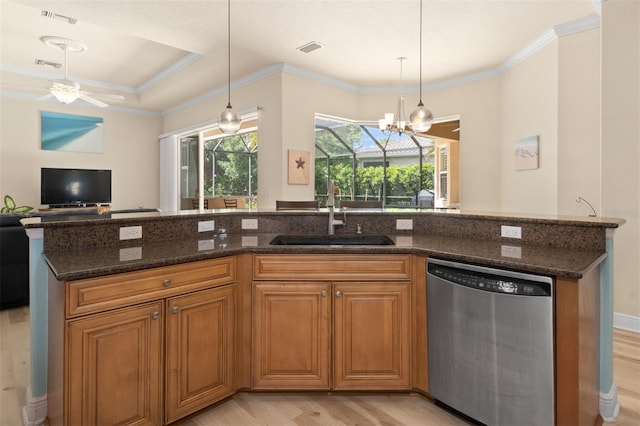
[138, 52, 203, 93]
[2, 14, 601, 117]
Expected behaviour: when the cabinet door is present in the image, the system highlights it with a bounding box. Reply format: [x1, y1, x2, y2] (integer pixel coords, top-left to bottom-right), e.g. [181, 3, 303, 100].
[165, 285, 236, 423]
[252, 282, 330, 389]
[66, 302, 163, 426]
[333, 282, 411, 389]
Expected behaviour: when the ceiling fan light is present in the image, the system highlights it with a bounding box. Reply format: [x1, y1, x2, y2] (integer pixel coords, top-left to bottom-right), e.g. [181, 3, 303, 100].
[219, 105, 241, 134]
[51, 90, 78, 104]
[409, 103, 433, 133]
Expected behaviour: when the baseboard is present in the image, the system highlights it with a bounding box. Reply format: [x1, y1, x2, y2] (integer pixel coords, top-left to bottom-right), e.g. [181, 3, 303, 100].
[600, 383, 621, 422]
[22, 386, 47, 426]
[613, 312, 640, 333]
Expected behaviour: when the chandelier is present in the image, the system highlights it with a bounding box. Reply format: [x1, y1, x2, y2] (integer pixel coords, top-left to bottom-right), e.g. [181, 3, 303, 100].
[378, 57, 409, 135]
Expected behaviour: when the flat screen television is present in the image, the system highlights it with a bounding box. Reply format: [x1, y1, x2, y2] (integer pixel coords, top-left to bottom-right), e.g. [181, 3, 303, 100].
[41, 168, 112, 207]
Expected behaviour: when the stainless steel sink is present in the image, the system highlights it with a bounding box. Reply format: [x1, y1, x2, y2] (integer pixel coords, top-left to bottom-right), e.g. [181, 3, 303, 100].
[269, 234, 395, 246]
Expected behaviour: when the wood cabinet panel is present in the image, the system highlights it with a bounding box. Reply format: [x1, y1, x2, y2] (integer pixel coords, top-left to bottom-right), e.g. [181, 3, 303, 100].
[555, 266, 601, 426]
[165, 284, 236, 423]
[253, 254, 411, 281]
[67, 257, 235, 317]
[66, 302, 163, 426]
[252, 282, 331, 389]
[333, 282, 411, 389]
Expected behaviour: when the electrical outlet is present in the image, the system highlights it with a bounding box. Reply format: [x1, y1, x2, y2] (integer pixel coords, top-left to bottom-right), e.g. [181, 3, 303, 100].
[242, 218, 258, 230]
[198, 220, 215, 232]
[198, 239, 215, 251]
[119, 226, 142, 240]
[396, 219, 413, 230]
[119, 247, 142, 261]
[501, 245, 522, 259]
[242, 236, 258, 247]
[501, 225, 522, 239]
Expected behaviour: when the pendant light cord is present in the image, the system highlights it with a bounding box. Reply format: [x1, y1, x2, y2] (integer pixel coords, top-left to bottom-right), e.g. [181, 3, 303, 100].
[226, 0, 232, 108]
[418, 0, 424, 107]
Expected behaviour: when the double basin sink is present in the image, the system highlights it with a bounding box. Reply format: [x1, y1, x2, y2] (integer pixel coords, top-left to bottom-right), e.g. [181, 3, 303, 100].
[270, 234, 394, 246]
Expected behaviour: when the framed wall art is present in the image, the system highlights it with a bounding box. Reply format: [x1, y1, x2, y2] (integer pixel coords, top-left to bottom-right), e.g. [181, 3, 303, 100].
[287, 149, 310, 185]
[41, 111, 104, 153]
[514, 135, 539, 171]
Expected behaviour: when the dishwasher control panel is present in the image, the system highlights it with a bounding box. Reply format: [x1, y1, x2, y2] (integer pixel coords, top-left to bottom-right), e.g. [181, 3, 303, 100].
[428, 262, 551, 296]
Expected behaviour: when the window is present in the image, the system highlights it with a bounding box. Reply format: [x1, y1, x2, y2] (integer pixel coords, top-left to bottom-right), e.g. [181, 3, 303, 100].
[179, 120, 258, 210]
[439, 147, 448, 200]
[314, 114, 458, 208]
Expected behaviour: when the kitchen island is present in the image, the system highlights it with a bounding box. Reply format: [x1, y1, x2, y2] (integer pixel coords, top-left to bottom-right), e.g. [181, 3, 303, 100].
[22, 209, 624, 425]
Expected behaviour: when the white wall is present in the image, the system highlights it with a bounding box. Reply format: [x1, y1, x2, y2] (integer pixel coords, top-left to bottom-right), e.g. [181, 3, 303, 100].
[0, 98, 162, 210]
[602, 0, 640, 320]
[499, 41, 559, 215]
[558, 29, 601, 216]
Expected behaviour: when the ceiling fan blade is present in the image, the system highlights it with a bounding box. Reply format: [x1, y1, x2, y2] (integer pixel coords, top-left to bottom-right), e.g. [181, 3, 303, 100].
[77, 93, 108, 108]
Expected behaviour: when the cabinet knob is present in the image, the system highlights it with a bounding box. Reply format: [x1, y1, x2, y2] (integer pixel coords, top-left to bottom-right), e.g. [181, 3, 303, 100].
[335, 290, 343, 298]
[162, 278, 172, 287]
[151, 311, 161, 320]
[321, 290, 327, 297]
[172, 306, 180, 314]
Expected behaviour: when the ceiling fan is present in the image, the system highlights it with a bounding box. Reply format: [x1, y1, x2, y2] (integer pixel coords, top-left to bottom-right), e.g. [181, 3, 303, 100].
[37, 36, 124, 108]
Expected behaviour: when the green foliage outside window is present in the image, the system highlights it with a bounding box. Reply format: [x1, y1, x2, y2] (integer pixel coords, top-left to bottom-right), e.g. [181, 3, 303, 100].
[204, 133, 258, 197]
[315, 160, 434, 206]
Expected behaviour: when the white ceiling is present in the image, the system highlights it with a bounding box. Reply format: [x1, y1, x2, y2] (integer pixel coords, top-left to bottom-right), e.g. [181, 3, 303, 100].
[0, 0, 598, 114]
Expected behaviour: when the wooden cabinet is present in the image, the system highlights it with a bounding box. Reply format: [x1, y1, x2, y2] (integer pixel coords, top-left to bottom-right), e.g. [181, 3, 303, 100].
[66, 302, 164, 426]
[50, 257, 236, 426]
[252, 254, 411, 390]
[252, 282, 331, 389]
[165, 285, 235, 423]
[333, 282, 410, 389]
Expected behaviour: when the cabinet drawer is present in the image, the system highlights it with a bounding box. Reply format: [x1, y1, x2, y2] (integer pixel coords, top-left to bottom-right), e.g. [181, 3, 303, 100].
[253, 254, 411, 281]
[66, 257, 235, 317]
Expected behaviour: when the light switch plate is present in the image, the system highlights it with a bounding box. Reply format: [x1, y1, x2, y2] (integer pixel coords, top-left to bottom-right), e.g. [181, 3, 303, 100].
[242, 218, 258, 230]
[396, 219, 413, 230]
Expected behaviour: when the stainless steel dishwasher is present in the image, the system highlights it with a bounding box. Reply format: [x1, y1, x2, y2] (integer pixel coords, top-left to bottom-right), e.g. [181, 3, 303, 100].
[427, 258, 554, 425]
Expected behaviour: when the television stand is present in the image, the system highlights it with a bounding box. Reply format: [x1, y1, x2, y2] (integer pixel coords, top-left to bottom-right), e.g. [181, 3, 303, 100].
[40, 205, 111, 214]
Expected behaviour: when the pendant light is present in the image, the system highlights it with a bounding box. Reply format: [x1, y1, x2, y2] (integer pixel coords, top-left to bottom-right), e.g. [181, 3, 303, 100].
[409, 0, 433, 133]
[219, 0, 241, 134]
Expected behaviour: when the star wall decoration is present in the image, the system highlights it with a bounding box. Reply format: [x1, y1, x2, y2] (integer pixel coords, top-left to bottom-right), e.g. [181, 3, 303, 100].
[288, 149, 310, 184]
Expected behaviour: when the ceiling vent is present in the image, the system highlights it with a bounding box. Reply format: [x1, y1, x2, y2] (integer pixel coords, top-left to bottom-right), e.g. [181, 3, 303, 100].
[41, 10, 77, 25]
[297, 41, 323, 54]
[34, 59, 62, 69]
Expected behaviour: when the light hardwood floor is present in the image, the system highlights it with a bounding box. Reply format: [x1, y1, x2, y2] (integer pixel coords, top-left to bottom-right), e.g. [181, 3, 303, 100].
[1, 306, 638, 426]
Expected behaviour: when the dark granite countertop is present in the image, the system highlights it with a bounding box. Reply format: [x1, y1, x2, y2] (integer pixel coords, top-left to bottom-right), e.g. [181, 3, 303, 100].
[44, 232, 606, 282]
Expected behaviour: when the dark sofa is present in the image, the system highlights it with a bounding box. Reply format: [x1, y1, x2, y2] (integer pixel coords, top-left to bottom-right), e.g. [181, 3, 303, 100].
[0, 214, 29, 309]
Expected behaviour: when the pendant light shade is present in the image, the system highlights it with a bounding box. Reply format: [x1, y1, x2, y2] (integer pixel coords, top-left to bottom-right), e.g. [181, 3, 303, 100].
[219, 0, 241, 134]
[409, 0, 433, 133]
[219, 104, 241, 134]
[409, 102, 433, 132]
